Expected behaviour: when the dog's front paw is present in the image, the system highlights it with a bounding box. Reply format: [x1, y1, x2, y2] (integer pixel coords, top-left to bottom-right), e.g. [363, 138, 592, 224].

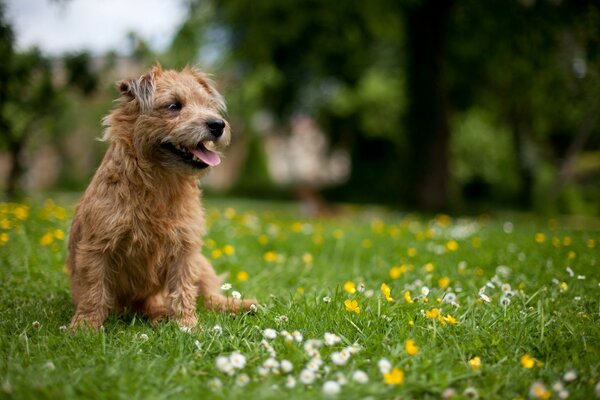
[173, 312, 198, 330]
[69, 313, 104, 333]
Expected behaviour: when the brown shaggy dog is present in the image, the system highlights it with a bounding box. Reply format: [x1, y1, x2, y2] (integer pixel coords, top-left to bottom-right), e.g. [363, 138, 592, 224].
[67, 64, 256, 331]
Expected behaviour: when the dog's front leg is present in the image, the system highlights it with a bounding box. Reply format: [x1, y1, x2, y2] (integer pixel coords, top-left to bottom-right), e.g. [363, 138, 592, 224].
[167, 253, 202, 328]
[69, 251, 113, 332]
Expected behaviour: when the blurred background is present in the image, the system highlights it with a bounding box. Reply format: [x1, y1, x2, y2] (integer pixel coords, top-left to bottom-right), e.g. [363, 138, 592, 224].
[1, 0, 599, 214]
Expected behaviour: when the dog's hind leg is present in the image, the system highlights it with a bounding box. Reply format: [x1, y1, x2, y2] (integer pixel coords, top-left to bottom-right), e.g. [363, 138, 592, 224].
[197, 254, 257, 312]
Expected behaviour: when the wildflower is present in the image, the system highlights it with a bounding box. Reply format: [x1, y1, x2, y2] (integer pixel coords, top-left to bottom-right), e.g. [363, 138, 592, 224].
[208, 378, 223, 390]
[194, 340, 201, 350]
[383, 368, 404, 385]
[212, 325, 223, 335]
[594, 381, 600, 397]
[469, 356, 482, 371]
[563, 369, 577, 382]
[236, 271, 249, 281]
[322, 296, 332, 303]
[438, 277, 450, 289]
[560, 282, 568, 292]
[347, 343, 361, 353]
[357, 283, 366, 293]
[264, 251, 278, 263]
[323, 380, 341, 396]
[566, 266, 574, 277]
[216, 356, 234, 375]
[306, 357, 323, 372]
[44, 361, 55, 370]
[235, 373, 250, 387]
[529, 381, 551, 400]
[405, 339, 419, 355]
[443, 293, 457, 304]
[587, 239, 596, 249]
[443, 314, 458, 325]
[446, 240, 459, 251]
[263, 328, 278, 340]
[229, 352, 246, 369]
[54, 229, 65, 240]
[500, 295, 511, 307]
[442, 387, 457, 399]
[281, 330, 293, 342]
[479, 293, 491, 303]
[378, 358, 392, 374]
[263, 357, 279, 371]
[404, 291, 414, 304]
[280, 359, 293, 373]
[380, 283, 394, 302]
[352, 370, 369, 384]
[285, 375, 297, 388]
[138, 333, 149, 341]
[344, 299, 360, 314]
[220, 283, 232, 291]
[425, 308, 440, 319]
[211, 249, 223, 259]
[324, 332, 342, 346]
[40, 232, 54, 246]
[343, 281, 356, 294]
[292, 330, 303, 342]
[303, 253, 313, 265]
[304, 339, 322, 356]
[300, 369, 316, 385]
[231, 291, 241, 299]
[249, 304, 258, 313]
[535, 233, 546, 243]
[520, 354, 536, 369]
[274, 315, 289, 324]
[463, 387, 479, 399]
[258, 234, 269, 245]
[389, 265, 405, 279]
[331, 350, 350, 365]
[0, 232, 8, 245]
[408, 247, 417, 257]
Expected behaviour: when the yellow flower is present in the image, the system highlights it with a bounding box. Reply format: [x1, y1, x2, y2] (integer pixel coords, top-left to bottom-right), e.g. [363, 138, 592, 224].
[587, 239, 596, 249]
[438, 276, 450, 289]
[568, 251, 576, 259]
[297, 287, 305, 295]
[383, 368, 404, 385]
[425, 308, 440, 319]
[371, 219, 385, 233]
[54, 229, 65, 240]
[0, 232, 9, 245]
[344, 299, 360, 314]
[407, 247, 417, 257]
[534, 233, 546, 243]
[344, 281, 356, 294]
[211, 249, 223, 259]
[469, 356, 482, 370]
[224, 207, 236, 219]
[333, 229, 344, 239]
[13, 205, 29, 220]
[404, 291, 414, 304]
[302, 253, 313, 265]
[424, 262, 434, 272]
[264, 251, 278, 263]
[236, 271, 249, 282]
[40, 232, 54, 246]
[446, 240, 459, 251]
[471, 237, 481, 248]
[389, 265, 406, 279]
[443, 314, 458, 325]
[560, 281, 568, 292]
[291, 222, 303, 233]
[0, 219, 10, 229]
[435, 214, 452, 227]
[380, 283, 394, 302]
[405, 339, 419, 355]
[529, 382, 551, 400]
[520, 354, 535, 369]
[562, 236, 572, 246]
[223, 245, 235, 255]
[361, 239, 372, 248]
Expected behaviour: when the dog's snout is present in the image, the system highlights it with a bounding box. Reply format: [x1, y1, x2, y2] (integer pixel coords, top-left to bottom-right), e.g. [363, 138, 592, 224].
[206, 119, 225, 137]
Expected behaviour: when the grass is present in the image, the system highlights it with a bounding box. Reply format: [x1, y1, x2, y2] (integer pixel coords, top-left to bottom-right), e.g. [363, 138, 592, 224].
[1, 197, 599, 399]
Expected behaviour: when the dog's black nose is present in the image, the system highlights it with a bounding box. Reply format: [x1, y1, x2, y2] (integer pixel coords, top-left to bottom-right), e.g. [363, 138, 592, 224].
[206, 119, 225, 137]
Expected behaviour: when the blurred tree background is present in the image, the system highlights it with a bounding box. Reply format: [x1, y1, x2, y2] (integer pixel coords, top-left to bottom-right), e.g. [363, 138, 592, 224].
[1, 0, 599, 214]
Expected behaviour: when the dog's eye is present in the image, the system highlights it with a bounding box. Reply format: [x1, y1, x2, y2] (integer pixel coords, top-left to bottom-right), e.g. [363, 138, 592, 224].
[167, 102, 182, 112]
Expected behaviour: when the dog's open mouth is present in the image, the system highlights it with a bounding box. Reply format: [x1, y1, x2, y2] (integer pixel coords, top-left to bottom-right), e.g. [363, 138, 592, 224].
[162, 142, 221, 169]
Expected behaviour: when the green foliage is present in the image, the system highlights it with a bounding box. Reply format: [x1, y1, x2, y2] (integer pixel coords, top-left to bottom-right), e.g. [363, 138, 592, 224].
[1, 198, 599, 398]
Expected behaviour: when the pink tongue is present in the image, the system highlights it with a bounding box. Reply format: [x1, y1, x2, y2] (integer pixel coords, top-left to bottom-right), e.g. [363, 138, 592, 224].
[190, 144, 221, 166]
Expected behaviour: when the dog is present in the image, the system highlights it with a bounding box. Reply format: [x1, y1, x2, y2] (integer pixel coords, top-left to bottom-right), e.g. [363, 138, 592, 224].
[67, 64, 256, 331]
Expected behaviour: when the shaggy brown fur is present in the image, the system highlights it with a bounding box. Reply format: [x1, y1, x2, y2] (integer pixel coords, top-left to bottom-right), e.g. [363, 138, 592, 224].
[67, 64, 255, 331]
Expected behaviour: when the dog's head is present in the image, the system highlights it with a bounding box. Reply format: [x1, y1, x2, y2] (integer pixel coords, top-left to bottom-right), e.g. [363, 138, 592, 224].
[104, 64, 230, 173]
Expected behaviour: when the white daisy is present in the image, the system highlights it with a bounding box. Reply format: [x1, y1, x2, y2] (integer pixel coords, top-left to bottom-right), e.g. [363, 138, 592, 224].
[378, 358, 392, 374]
[300, 369, 316, 384]
[229, 352, 246, 369]
[331, 350, 350, 366]
[322, 380, 341, 396]
[324, 332, 342, 346]
[231, 290, 241, 299]
[352, 370, 369, 384]
[285, 375, 297, 389]
[235, 373, 250, 387]
[220, 283, 232, 291]
[280, 359, 293, 373]
[263, 328, 278, 340]
[216, 356, 234, 375]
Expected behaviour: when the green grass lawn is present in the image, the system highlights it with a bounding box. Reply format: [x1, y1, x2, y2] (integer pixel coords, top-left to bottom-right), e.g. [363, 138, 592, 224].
[1, 197, 599, 399]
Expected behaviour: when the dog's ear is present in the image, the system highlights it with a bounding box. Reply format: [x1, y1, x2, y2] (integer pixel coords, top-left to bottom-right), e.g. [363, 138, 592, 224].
[188, 67, 227, 114]
[117, 67, 161, 113]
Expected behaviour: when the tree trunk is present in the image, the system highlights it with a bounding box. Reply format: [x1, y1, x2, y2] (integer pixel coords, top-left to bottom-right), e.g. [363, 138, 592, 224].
[6, 140, 24, 197]
[404, 0, 453, 210]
